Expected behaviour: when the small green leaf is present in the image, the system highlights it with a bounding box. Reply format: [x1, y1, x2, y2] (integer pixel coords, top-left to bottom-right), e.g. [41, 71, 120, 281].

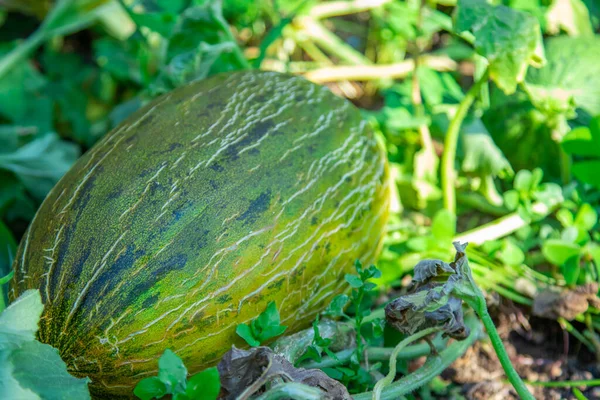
[514, 169, 533, 192]
[256, 302, 282, 332]
[542, 240, 581, 266]
[556, 209, 574, 228]
[134, 376, 167, 400]
[186, 367, 220, 400]
[561, 255, 581, 285]
[497, 239, 525, 267]
[345, 274, 363, 288]
[323, 294, 349, 317]
[235, 324, 260, 347]
[572, 161, 600, 190]
[237, 301, 286, 346]
[503, 190, 519, 210]
[157, 349, 187, 394]
[296, 345, 323, 364]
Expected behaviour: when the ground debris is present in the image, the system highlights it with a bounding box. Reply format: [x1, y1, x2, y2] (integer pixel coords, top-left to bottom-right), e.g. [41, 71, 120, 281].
[532, 282, 600, 320]
[217, 346, 351, 400]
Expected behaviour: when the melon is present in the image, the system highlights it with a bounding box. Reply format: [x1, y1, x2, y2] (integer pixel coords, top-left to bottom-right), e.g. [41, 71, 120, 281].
[9, 70, 390, 397]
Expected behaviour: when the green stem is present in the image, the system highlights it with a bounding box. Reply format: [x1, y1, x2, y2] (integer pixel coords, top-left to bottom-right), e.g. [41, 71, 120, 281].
[457, 192, 508, 217]
[352, 314, 482, 400]
[0, 29, 45, 81]
[524, 379, 600, 388]
[298, 18, 372, 65]
[470, 297, 535, 400]
[372, 327, 441, 400]
[214, 10, 251, 70]
[301, 337, 447, 369]
[253, 382, 323, 400]
[558, 317, 596, 353]
[441, 67, 489, 215]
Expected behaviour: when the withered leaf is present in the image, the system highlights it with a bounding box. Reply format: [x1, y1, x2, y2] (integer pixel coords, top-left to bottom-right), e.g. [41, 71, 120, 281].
[384, 242, 474, 340]
[217, 346, 351, 400]
[533, 282, 600, 320]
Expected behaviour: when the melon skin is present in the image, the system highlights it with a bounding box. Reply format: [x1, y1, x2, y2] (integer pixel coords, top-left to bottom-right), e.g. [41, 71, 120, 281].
[9, 71, 390, 397]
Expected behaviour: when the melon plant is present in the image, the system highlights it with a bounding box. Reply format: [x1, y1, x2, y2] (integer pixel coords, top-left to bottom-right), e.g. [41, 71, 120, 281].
[9, 70, 390, 398]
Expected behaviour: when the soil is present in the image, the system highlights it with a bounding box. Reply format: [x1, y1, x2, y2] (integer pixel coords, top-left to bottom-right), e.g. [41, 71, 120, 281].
[438, 304, 600, 399]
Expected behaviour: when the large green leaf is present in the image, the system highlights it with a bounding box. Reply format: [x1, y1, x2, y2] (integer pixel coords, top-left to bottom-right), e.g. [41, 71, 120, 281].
[0, 133, 79, 201]
[0, 290, 91, 398]
[524, 36, 600, 124]
[562, 116, 600, 189]
[455, 0, 545, 94]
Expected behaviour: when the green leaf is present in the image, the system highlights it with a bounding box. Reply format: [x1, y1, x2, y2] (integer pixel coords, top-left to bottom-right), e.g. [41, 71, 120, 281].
[0, 134, 79, 201]
[323, 294, 349, 317]
[562, 127, 598, 157]
[237, 301, 286, 346]
[186, 367, 220, 400]
[7, 340, 91, 399]
[572, 160, 600, 189]
[345, 274, 364, 288]
[461, 118, 512, 179]
[542, 239, 581, 266]
[574, 203, 598, 232]
[157, 349, 187, 394]
[129, 11, 178, 38]
[254, 301, 287, 341]
[134, 377, 167, 400]
[525, 37, 600, 121]
[455, 0, 545, 94]
[0, 290, 43, 349]
[235, 323, 260, 347]
[431, 209, 456, 242]
[561, 255, 581, 285]
[556, 208, 574, 228]
[497, 239, 525, 267]
[503, 190, 519, 210]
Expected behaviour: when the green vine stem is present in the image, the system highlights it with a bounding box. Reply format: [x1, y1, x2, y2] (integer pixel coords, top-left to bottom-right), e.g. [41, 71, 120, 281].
[301, 335, 447, 369]
[372, 327, 441, 400]
[0, 271, 15, 313]
[253, 382, 323, 400]
[524, 379, 600, 388]
[441, 67, 490, 215]
[465, 296, 535, 400]
[352, 314, 482, 400]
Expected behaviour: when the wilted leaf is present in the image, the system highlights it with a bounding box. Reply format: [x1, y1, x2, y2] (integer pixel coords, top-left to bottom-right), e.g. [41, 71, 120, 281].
[217, 346, 351, 400]
[533, 283, 600, 320]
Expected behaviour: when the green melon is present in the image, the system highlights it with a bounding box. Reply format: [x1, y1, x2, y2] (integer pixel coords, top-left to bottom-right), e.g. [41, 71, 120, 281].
[9, 70, 390, 397]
